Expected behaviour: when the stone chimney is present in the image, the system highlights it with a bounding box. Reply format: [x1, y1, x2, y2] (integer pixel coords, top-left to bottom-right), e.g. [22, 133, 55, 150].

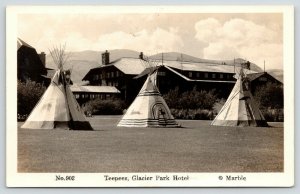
[38, 52, 46, 67]
[139, 52, 144, 60]
[102, 50, 110, 65]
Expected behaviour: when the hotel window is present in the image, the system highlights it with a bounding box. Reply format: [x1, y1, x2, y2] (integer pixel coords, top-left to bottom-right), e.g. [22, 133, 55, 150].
[204, 73, 209, 78]
[227, 74, 232, 79]
[75, 94, 79, 99]
[85, 94, 89, 98]
[196, 72, 200, 78]
[116, 71, 119, 77]
[107, 72, 110, 78]
[189, 72, 193, 78]
[212, 73, 216, 79]
[106, 94, 111, 98]
[111, 72, 114, 78]
[220, 74, 224, 79]
[115, 81, 119, 87]
[99, 74, 102, 79]
[81, 94, 85, 98]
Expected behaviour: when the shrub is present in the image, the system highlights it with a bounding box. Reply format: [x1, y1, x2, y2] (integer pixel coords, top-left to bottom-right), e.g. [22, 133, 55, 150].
[164, 87, 217, 110]
[163, 87, 180, 108]
[164, 87, 217, 120]
[261, 108, 284, 122]
[83, 98, 126, 115]
[253, 82, 284, 122]
[17, 80, 46, 116]
[170, 109, 214, 120]
[253, 82, 283, 109]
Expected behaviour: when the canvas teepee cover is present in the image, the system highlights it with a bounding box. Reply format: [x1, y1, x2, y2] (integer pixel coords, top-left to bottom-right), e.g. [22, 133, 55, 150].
[21, 46, 93, 130]
[118, 71, 178, 127]
[211, 69, 268, 127]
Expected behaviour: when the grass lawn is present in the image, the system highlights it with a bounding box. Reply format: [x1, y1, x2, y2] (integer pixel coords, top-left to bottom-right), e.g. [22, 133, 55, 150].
[18, 116, 283, 172]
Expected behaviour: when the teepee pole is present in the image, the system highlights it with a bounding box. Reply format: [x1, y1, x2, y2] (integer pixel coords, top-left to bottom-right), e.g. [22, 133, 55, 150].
[49, 44, 75, 129]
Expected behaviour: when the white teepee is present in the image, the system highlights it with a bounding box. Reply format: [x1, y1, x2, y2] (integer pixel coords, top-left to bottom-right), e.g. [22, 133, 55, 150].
[118, 71, 178, 127]
[21, 45, 93, 130]
[211, 69, 268, 127]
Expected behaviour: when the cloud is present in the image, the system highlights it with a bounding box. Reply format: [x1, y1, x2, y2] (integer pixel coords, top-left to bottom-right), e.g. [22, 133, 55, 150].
[22, 23, 183, 56]
[239, 43, 282, 70]
[195, 18, 222, 42]
[203, 42, 240, 59]
[18, 13, 283, 70]
[195, 18, 282, 69]
[18, 14, 184, 56]
[96, 27, 183, 54]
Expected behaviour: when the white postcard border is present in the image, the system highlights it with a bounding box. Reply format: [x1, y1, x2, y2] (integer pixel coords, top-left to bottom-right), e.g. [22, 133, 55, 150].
[6, 5, 294, 187]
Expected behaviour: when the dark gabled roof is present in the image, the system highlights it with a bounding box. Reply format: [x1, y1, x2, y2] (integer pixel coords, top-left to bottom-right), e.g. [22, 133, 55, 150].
[165, 60, 257, 74]
[82, 57, 150, 80]
[82, 69, 94, 81]
[246, 72, 282, 83]
[163, 65, 236, 83]
[246, 72, 265, 81]
[17, 38, 34, 50]
[134, 66, 161, 79]
[82, 57, 261, 82]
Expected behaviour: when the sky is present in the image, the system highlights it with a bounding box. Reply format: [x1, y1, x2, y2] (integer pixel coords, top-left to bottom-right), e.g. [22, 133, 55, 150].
[18, 13, 283, 70]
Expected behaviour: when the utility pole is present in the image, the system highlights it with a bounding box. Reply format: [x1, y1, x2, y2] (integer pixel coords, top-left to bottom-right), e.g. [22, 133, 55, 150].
[181, 53, 183, 72]
[233, 58, 236, 74]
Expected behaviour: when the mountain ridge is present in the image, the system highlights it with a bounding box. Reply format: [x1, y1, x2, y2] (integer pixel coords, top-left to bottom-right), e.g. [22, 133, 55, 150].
[45, 49, 281, 83]
[150, 52, 263, 73]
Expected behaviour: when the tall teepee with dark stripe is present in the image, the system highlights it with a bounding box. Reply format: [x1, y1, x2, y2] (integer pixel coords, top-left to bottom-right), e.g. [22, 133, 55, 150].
[21, 45, 93, 130]
[118, 71, 178, 127]
[211, 69, 268, 127]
